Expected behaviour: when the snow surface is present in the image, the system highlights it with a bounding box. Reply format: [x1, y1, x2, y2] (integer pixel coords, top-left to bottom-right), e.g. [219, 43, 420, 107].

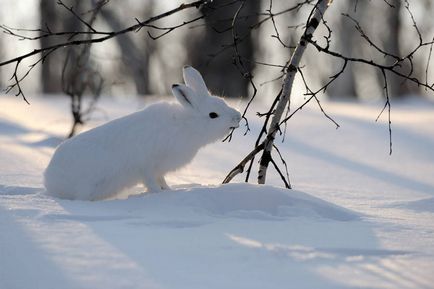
[1, 95, 434, 289]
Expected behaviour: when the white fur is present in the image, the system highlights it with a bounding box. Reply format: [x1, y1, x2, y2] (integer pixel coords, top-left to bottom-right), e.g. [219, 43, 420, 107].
[44, 66, 241, 200]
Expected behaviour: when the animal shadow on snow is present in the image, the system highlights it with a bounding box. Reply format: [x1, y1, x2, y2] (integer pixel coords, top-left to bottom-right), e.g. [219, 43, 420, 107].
[0, 185, 83, 289]
[55, 183, 360, 223]
[52, 184, 413, 288]
[1, 183, 415, 288]
[0, 203, 81, 289]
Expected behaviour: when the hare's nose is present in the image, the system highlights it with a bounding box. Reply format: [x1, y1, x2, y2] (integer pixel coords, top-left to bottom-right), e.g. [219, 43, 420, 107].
[233, 113, 242, 122]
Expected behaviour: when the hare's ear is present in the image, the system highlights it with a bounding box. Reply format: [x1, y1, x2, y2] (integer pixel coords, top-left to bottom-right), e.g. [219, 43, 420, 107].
[183, 65, 209, 95]
[171, 84, 199, 108]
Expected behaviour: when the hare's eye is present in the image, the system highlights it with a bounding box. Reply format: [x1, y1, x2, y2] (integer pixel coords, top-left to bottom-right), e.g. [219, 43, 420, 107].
[209, 112, 219, 119]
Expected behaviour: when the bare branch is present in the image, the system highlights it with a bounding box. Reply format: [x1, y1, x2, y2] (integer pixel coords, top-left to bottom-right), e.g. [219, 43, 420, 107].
[272, 144, 291, 189]
[376, 69, 393, 155]
[0, 0, 210, 100]
[307, 39, 434, 93]
[57, 0, 98, 33]
[223, 143, 265, 184]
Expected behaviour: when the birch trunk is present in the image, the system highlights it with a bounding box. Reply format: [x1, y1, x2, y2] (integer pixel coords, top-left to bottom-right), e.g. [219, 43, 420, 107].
[257, 0, 330, 184]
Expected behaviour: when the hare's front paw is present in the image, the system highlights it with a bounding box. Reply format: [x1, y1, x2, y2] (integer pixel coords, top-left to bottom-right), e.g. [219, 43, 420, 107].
[157, 176, 171, 190]
[144, 175, 170, 193]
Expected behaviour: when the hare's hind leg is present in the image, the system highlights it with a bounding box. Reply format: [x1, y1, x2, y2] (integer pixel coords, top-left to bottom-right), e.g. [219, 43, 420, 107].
[157, 176, 170, 190]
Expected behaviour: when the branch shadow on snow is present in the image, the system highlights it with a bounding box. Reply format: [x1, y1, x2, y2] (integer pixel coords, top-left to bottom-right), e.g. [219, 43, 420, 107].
[287, 134, 434, 196]
[333, 109, 434, 161]
[0, 117, 31, 135]
[25, 136, 63, 148]
[391, 197, 434, 213]
[0, 117, 63, 149]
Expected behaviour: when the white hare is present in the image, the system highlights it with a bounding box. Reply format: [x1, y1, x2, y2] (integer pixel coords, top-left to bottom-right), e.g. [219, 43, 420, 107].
[44, 66, 241, 200]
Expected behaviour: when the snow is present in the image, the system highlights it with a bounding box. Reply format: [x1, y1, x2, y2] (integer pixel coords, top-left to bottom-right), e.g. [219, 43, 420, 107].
[1, 95, 434, 289]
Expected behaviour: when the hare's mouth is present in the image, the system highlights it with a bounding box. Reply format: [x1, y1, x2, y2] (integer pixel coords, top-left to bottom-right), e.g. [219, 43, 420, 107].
[229, 124, 240, 129]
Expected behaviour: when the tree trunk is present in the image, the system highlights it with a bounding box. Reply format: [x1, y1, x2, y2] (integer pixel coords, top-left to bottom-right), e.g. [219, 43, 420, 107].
[0, 40, 2, 88]
[385, 0, 403, 98]
[100, 6, 154, 95]
[383, 0, 418, 98]
[325, 1, 357, 99]
[40, 0, 63, 93]
[257, 0, 330, 184]
[62, 0, 104, 138]
[187, 0, 260, 98]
